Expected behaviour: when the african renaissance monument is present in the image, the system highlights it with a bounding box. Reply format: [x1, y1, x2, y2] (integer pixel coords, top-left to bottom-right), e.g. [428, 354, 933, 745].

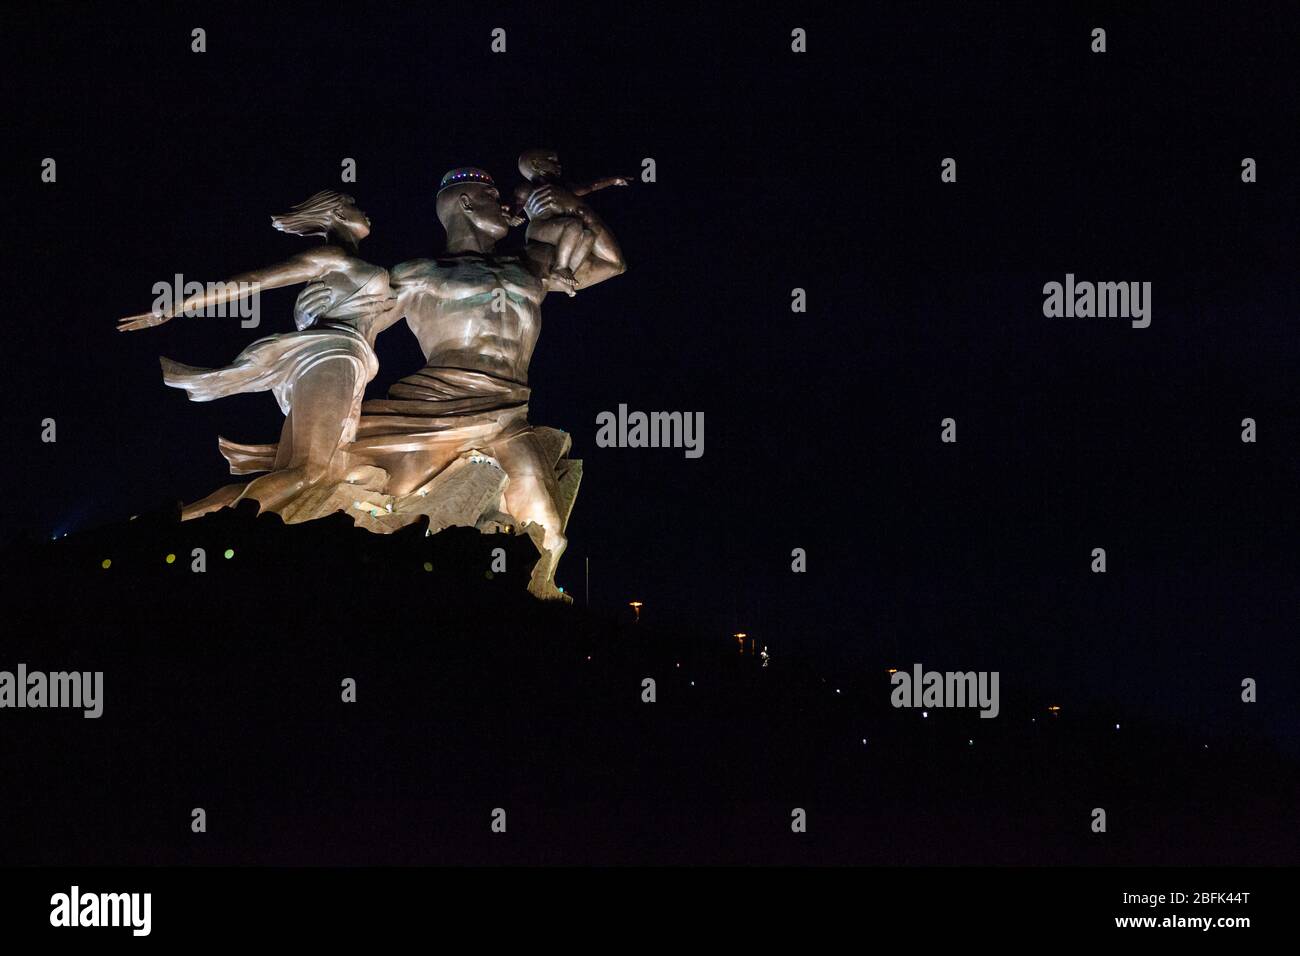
[117, 157, 628, 599]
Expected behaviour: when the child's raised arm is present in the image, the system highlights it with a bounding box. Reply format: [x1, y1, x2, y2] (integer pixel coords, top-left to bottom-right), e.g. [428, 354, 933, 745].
[571, 176, 631, 197]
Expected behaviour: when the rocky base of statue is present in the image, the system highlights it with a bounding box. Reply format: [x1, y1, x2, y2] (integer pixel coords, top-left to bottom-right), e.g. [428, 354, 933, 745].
[181, 428, 581, 601]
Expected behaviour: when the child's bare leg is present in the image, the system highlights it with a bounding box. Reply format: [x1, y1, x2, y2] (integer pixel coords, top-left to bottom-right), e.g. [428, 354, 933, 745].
[550, 218, 588, 295]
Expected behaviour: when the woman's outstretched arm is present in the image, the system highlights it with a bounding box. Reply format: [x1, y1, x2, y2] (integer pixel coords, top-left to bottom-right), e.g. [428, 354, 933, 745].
[117, 246, 347, 331]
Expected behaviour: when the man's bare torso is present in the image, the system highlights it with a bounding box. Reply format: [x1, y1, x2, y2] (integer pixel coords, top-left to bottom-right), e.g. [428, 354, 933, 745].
[390, 253, 546, 385]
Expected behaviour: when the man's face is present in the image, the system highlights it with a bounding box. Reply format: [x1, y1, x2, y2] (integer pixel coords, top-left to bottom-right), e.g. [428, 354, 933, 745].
[458, 183, 510, 240]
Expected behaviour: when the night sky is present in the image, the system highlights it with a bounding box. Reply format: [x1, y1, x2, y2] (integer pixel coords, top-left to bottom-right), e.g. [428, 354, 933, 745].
[8, 3, 1299, 749]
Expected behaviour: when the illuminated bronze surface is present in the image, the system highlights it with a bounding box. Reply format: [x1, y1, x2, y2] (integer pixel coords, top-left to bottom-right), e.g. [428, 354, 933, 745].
[119, 168, 626, 599]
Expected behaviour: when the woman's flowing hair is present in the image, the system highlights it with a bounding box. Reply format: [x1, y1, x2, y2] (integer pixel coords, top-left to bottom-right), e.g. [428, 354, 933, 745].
[271, 190, 354, 238]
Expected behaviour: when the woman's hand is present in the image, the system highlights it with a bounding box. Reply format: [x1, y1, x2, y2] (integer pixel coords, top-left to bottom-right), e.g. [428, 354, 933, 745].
[117, 310, 171, 332]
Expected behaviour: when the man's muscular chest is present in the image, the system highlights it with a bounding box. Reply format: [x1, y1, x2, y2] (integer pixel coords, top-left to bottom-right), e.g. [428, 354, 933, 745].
[434, 256, 542, 306]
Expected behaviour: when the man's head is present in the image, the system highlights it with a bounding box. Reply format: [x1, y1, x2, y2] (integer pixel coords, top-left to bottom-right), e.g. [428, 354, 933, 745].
[518, 148, 562, 182]
[436, 167, 509, 245]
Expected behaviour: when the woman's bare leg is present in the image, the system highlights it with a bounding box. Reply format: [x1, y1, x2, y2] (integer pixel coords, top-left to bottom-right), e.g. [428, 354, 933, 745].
[237, 359, 359, 513]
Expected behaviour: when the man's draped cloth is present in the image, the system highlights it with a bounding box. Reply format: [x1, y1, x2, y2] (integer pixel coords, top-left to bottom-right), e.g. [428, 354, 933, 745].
[353, 366, 532, 456]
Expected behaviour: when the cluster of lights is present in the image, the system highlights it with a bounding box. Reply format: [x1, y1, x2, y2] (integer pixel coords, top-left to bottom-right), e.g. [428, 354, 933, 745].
[438, 169, 495, 192]
[102, 547, 234, 568]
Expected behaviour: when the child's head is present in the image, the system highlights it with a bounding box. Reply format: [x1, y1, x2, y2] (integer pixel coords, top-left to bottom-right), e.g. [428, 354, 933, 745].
[518, 148, 562, 182]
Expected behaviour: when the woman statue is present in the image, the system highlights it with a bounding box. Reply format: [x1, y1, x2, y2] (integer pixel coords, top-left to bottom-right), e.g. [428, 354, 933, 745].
[117, 190, 401, 517]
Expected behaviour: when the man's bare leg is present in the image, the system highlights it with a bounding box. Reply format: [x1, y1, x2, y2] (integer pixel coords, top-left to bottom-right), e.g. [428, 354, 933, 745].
[490, 431, 568, 599]
[374, 438, 464, 497]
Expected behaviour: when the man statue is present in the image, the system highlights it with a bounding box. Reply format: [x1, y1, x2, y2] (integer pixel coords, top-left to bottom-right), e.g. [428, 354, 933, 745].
[294, 167, 626, 599]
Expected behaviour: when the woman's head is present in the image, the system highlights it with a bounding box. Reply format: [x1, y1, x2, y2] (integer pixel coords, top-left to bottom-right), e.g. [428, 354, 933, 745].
[271, 190, 370, 244]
